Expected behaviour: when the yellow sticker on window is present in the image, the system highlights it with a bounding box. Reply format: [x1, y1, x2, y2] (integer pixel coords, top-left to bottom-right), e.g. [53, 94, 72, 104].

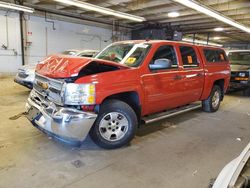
[187, 56, 193, 64]
[125, 57, 137, 65]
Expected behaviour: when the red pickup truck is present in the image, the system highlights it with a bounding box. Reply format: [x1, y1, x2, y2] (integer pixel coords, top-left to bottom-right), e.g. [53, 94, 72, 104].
[25, 40, 230, 149]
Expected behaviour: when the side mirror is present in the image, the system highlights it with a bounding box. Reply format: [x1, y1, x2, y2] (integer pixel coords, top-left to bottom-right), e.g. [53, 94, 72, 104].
[149, 59, 172, 70]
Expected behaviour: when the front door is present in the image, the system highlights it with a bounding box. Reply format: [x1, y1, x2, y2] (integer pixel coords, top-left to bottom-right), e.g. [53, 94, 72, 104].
[142, 44, 186, 115]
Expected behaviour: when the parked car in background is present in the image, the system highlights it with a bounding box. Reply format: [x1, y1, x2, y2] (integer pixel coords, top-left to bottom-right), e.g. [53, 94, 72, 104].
[14, 49, 99, 89]
[227, 50, 250, 95]
[61, 49, 99, 57]
[25, 40, 230, 149]
[212, 142, 250, 188]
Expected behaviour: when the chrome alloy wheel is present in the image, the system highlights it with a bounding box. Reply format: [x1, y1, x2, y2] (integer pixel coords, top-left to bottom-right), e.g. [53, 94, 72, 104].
[212, 91, 220, 109]
[99, 112, 129, 142]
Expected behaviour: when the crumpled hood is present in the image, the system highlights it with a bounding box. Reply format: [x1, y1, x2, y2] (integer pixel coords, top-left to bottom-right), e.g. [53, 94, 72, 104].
[36, 55, 128, 78]
[230, 64, 250, 72]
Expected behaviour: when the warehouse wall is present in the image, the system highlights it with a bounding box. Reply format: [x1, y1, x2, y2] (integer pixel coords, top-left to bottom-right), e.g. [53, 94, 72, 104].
[0, 11, 21, 73]
[0, 10, 128, 73]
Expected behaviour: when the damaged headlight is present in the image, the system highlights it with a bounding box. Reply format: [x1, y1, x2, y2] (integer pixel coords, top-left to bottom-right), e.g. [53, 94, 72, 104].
[63, 83, 95, 105]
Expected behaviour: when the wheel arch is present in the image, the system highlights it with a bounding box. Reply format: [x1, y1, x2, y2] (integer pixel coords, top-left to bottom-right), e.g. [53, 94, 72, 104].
[213, 79, 225, 100]
[99, 91, 141, 123]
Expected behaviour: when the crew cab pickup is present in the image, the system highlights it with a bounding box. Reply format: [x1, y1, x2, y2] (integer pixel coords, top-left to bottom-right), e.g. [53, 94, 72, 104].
[25, 40, 230, 149]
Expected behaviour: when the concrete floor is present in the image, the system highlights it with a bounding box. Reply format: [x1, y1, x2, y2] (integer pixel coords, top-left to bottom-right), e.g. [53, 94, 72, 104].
[0, 76, 250, 188]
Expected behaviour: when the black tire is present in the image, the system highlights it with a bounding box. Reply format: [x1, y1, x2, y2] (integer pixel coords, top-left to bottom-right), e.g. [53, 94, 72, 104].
[202, 85, 222, 112]
[90, 99, 137, 149]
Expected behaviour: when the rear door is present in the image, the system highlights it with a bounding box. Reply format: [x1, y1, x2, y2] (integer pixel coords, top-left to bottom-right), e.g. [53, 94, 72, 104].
[177, 45, 205, 103]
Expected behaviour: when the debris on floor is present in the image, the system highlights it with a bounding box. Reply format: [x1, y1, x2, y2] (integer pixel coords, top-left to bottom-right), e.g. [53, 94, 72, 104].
[0, 145, 6, 149]
[236, 137, 242, 142]
[9, 112, 27, 120]
[71, 160, 85, 168]
[192, 170, 198, 176]
[162, 121, 176, 128]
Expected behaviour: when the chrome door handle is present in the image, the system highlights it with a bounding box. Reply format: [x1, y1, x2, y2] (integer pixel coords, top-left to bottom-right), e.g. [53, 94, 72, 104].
[186, 73, 203, 78]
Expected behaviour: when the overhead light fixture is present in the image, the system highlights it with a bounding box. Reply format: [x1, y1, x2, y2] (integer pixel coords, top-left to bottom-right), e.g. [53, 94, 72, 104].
[214, 27, 224, 32]
[172, 0, 250, 33]
[0, 1, 34, 13]
[213, 37, 221, 40]
[168, 12, 180, 18]
[54, 0, 146, 22]
[182, 38, 222, 47]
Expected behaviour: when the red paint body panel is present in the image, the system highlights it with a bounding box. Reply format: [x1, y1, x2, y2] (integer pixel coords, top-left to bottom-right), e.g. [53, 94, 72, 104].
[75, 68, 144, 106]
[36, 40, 230, 117]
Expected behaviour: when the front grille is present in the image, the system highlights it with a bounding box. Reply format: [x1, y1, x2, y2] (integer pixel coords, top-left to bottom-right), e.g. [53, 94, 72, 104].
[18, 72, 28, 78]
[33, 73, 65, 105]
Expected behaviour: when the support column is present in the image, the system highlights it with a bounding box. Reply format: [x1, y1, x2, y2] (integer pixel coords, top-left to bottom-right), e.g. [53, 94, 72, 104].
[18, 0, 25, 65]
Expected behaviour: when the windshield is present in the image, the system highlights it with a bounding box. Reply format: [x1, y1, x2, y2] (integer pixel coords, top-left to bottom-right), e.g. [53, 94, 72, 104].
[95, 43, 151, 67]
[228, 51, 250, 65]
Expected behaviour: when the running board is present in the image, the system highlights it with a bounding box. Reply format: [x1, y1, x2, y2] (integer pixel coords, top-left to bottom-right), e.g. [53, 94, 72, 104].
[142, 103, 202, 124]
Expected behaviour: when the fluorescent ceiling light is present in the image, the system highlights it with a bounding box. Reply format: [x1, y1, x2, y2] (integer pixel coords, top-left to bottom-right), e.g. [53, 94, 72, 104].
[214, 27, 224, 32]
[0, 1, 34, 13]
[213, 37, 221, 40]
[172, 0, 250, 33]
[168, 12, 180, 18]
[54, 0, 146, 22]
[182, 38, 223, 47]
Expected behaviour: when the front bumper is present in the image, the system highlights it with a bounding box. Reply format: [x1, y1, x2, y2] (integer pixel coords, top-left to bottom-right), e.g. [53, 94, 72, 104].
[229, 81, 250, 90]
[25, 90, 97, 145]
[14, 73, 34, 89]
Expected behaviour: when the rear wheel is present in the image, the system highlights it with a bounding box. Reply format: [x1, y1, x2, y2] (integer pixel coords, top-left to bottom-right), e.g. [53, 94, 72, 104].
[202, 85, 222, 112]
[90, 99, 137, 149]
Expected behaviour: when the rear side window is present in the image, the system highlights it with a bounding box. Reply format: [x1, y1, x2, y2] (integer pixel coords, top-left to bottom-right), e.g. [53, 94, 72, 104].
[204, 49, 227, 63]
[179, 46, 199, 68]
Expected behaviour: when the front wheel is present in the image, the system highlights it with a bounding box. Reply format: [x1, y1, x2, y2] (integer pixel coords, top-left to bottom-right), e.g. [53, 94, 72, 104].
[202, 85, 222, 112]
[90, 99, 137, 149]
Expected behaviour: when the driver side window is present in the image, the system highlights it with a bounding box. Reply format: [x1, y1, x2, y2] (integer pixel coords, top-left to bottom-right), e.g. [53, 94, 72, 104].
[151, 45, 178, 69]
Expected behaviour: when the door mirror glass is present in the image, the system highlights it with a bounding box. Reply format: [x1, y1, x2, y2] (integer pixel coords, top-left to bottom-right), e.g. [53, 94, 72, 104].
[149, 59, 172, 70]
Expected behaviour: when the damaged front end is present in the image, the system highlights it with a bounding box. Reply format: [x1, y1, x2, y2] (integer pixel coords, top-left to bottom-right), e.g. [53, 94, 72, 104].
[25, 56, 127, 145]
[26, 89, 97, 145]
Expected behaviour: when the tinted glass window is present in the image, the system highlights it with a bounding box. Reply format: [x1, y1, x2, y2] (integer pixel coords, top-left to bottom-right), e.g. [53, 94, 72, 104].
[180, 46, 198, 68]
[204, 49, 227, 62]
[151, 45, 178, 69]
